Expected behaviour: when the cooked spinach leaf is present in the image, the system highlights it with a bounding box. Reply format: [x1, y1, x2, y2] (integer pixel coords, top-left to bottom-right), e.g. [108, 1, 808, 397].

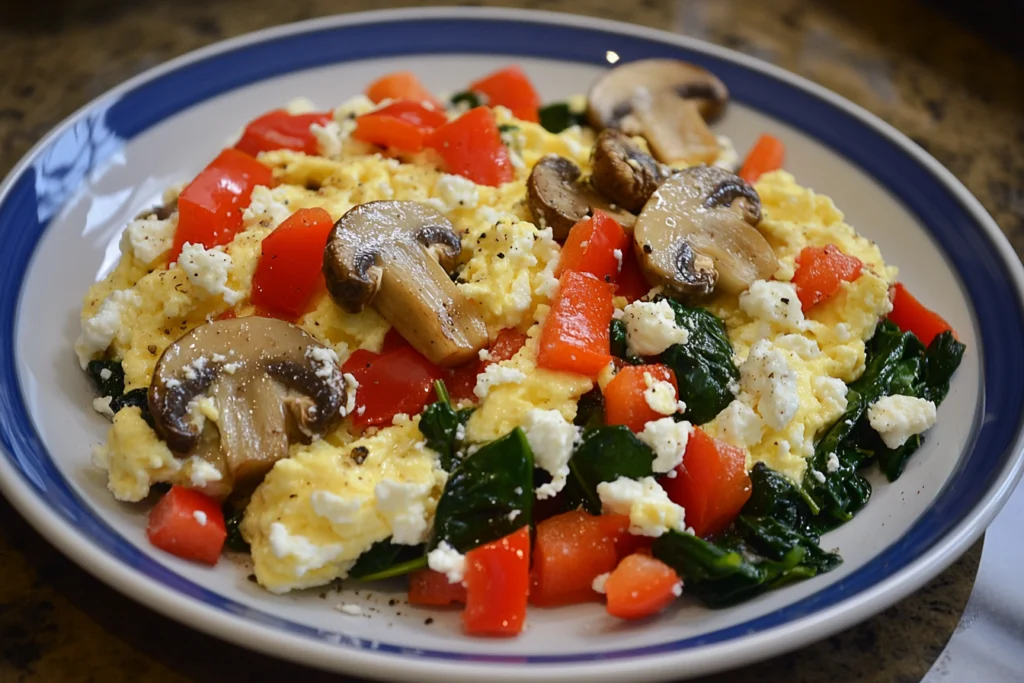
[573, 388, 606, 429]
[223, 505, 249, 553]
[537, 102, 587, 134]
[450, 90, 483, 109]
[111, 388, 154, 428]
[918, 331, 967, 405]
[566, 426, 654, 514]
[349, 539, 427, 581]
[419, 380, 473, 471]
[86, 360, 125, 398]
[430, 428, 533, 553]
[609, 319, 641, 365]
[498, 123, 519, 135]
[657, 297, 739, 424]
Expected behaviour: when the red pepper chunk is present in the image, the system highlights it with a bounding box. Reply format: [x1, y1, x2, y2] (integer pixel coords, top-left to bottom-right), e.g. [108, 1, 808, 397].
[342, 346, 443, 427]
[446, 328, 529, 402]
[250, 208, 334, 319]
[366, 71, 444, 109]
[462, 527, 531, 636]
[603, 553, 681, 620]
[469, 66, 541, 123]
[792, 244, 864, 311]
[408, 569, 467, 606]
[172, 148, 272, 260]
[738, 133, 786, 185]
[888, 282, 957, 347]
[425, 107, 513, 187]
[146, 486, 227, 566]
[604, 364, 680, 433]
[234, 110, 333, 157]
[556, 211, 630, 283]
[530, 510, 621, 607]
[537, 271, 615, 378]
[614, 243, 652, 303]
[660, 428, 752, 538]
[353, 100, 449, 152]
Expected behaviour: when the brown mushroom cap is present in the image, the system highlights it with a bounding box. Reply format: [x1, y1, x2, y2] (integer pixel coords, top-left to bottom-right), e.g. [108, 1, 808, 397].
[634, 166, 778, 300]
[590, 129, 673, 213]
[323, 201, 488, 367]
[149, 317, 348, 499]
[587, 59, 728, 166]
[526, 155, 637, 239]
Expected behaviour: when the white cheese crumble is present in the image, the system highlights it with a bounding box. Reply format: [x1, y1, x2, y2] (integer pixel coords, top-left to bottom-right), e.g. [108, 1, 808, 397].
[92, 396, 115, 418]
[310, 491, 362, 525]
[342, 373, 359, 417]
[333, 94, 376, 128]
[867, 395, 937, 449]
[613, 248, 624, 273]
[826, 453, 841, 473]
[774, 334, 820, 360]
[597, 476, 687, 537]
[99, 367, 113, 380]
[522, 409, 579, 499]
[671, 581, 683, 597]
[335, 603, 363, 616]
[305, 345, 340, 379]
[810, 469, 826, 484]
[427, 541, 467, 584]
[712, 135, 740, 171]
[374, 479, 433, 545]
[125, 214, 177, 265]
[177, 242, 242, 304]
[478, 348, 493, 362]
[186, 457, 223, 487]
[473, 364, 526, 399]
[813, 376, 849, 415]
[739, 280, 806, 331]
[643, 372, 679, 416]
[285, 96, 317, 114]
[310, 121, 344, 157]
[637, 417, 693, 474]
[592, 572, 610, 594]
[242, 185, 293, 229]
[192, 510, 208, 526]
[268, 522, 344, 579]
[621, 300, 689, 356]
[432, 174, 479, 212]
[715, 399, 763, 449]
[75, 289, 142, 368]
[740, 339, 800, 431]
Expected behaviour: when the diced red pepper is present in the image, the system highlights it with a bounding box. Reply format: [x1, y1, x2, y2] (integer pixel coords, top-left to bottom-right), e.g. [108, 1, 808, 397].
[342, 346, 444, 426]
[146, 486, 227, 565]
[172, 148, 272, 260]
[614, 243, 652, 302]
[791, 244, 864, 311]
[234, 110, 333, 157]
[353, 100, 449, 152]
[489, 328, 529, 362]
[447, 328, 530, 402]
[537, 271, 615, 378]
[556, 211, 630, 283]
[603, 553, 681, 620]
[250, 207, 335, 319]
[530, 510, 621, 607]
[425, 107, 513, 187]
[738, 134, 785, 184]
[596, 513, 652, 559]
[603, 364, 680, 433]
[887, 282, 958, 347]
[365, 71, 444, 110]
[660, 428, 751, 538]
[408, 569, 467, 606]
[468, 66, 541, 123]
[462, 527, 530, 636]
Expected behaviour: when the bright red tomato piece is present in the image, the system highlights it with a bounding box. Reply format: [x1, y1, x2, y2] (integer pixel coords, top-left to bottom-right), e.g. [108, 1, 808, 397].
[342, 346, 444, 426]
[887, 282, 958, 347]
[462, 527, 530, 636]
[603, 553, 681, 620]
[172, 148, 272, 260]
[792, 244, 864, 311]
[468, 66, 541, 123]
[408, 569, 467, 606]
[537, 271, 615, 378]
[425, 107, 513, 187]
[234, 109, 333, 157]
[366, 71, 444, 109]
[146, 486, 227, 566]
[530, 510, 621, 607]
[603, 364, 680, 433]
[353, 100, 449, 152]
[614, 243, 652, 302]
[556, 211, 630, 283]
[250, 207, 335, 319]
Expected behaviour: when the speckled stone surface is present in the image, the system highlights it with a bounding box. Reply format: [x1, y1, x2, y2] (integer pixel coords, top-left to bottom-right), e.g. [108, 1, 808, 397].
[0, 0, 1019, 681]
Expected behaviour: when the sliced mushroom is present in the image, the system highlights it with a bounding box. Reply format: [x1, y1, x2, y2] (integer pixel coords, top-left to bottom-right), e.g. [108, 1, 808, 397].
[323, 201, 487, 367]
[590, 129, 673, 213]
[526, 155, 637, 239]
[587, 59, 728, 166]
[634, 166, 778, 300]
[149, 317, 348, 499]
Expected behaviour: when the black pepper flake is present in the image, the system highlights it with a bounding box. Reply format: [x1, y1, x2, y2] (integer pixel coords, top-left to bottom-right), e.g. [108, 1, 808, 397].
[388, 599, 398, 607]
[147, 344, 158, 354]
[781, 297, 790, 304]
[604, 275, 611, 282]
[497, 252, 505, 259]
[424, 618, 434, 625]
[247, 574, 258, 584]
[351, 446, 370, 465]
[643, 243, 653, 254]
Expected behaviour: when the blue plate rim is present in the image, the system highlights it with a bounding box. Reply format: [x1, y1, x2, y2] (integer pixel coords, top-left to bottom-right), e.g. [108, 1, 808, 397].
[1, 7, 1022, 682]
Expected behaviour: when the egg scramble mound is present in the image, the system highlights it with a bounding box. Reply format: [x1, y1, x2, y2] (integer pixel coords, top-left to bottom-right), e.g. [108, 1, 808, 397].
[79, 99, 897, 595]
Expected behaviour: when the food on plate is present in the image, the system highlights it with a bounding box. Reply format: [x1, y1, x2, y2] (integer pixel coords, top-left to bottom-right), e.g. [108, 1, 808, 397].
[76, 60, 965, 636]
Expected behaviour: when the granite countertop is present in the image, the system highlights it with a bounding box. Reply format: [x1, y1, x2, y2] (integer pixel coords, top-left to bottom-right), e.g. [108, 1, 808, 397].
[0, 0, 1021, 681]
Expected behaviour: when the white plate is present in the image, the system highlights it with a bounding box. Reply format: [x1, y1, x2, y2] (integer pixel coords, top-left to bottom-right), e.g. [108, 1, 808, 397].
[1, 8, 1022, 682]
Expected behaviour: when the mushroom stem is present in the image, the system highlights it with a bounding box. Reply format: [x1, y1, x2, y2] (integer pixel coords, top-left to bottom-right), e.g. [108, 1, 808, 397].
[375, 241, 488, 367]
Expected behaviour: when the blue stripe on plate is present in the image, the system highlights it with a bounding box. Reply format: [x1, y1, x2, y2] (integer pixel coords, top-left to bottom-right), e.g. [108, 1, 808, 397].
[1, 16, 1021, 663]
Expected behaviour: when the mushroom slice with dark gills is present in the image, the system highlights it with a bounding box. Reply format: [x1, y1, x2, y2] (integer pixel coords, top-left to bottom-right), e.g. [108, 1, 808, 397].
[323, 201, 488, 367]
[590, 129, 674, 213]
[587, 59, 728, 166]
[634, 166, 778, 301]
[526, 155, 637, 239]
[149, 317, 348, 499]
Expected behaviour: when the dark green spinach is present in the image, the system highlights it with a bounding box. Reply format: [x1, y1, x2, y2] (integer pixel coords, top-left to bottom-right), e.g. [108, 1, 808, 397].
[566, 426, 654, 514]
[450, 90, 483, 109]
[430, 428, 533, 553]
[86, 360, 125, 397]
[418, 381, 473, 471]
[537, 102, 588, 134]
[573, 388, 605, 429]
[609, 319, 641, 365]
[223, 505, 249, 553]
[657, 297, 739, 424]
[112, 388, 154, 428]
[349, 539, 427, 581]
